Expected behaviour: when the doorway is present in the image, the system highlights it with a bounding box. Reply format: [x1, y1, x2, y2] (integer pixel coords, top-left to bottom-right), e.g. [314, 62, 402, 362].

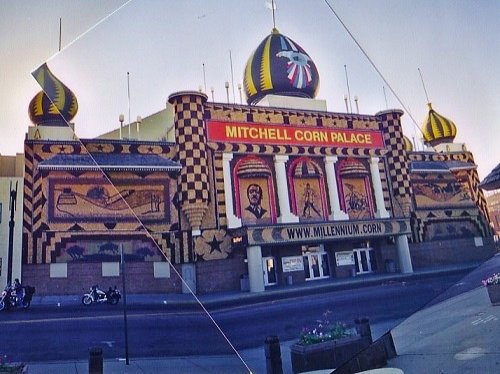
[262, 257, 277, 286]
[353, 247, 377, 274]
[303, 251, 330, 280]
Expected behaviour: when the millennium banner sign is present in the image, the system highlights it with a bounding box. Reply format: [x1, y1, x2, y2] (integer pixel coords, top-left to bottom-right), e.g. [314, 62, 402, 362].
[247, 219, 410, 246]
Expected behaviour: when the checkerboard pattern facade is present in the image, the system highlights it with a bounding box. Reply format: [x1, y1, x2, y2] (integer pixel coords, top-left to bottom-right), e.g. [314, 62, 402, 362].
[378, 112, 413, 215]
[169, 92, 209, 231]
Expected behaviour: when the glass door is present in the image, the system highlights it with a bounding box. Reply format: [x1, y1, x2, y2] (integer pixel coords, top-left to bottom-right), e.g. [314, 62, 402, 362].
[353, 248, 376, 274]
[262, 257, 277, 286]
[303, 252, 330, 280]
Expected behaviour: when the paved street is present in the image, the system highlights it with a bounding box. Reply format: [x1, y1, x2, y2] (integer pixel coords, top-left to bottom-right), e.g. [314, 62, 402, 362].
[0, 274, 463, 362]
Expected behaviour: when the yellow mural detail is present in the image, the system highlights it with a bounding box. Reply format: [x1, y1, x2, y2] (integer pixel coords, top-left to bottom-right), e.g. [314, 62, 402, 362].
[260, 35, 274, 90]
[194, 229, 232, 261]
[48, 78, 65, 115]
[33, 92, 44, 116]
[244, 51, 257, 96]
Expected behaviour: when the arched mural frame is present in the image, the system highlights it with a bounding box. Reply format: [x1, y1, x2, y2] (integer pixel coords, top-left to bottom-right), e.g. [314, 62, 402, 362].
[233, 155, 277, 224]
[337, 158, 375, 219]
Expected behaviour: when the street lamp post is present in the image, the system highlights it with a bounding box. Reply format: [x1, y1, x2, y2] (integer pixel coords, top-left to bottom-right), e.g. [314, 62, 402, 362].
[7, 180, 18, 286]
[119, 114, 124, 140]
[120, 244, 130, 365]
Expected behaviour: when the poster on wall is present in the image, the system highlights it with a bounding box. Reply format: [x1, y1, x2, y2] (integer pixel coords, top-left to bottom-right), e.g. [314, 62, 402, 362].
[239, 178, 272, 224]
[282, 256, 304, 272]
[335, 251, 355, 266]
[342, 177, 371, 219]
[294, 178, 324, 221]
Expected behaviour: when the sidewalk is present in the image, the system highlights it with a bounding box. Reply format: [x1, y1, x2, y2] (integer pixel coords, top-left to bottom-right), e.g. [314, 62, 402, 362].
[22, 260, 500, 373]
[388, 286, 500, 374]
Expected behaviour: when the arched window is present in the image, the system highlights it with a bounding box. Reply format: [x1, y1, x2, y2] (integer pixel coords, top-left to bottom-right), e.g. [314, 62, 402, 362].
[288, 157, 327, 222]
[338, 158, 374, 219]
[234, 156, 277, 225]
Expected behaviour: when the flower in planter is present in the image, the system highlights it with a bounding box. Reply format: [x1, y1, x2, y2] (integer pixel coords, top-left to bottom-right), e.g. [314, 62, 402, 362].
[482, 273, 500, 286]
[298, 310, 354, 346]
[0, 353, 26, 373]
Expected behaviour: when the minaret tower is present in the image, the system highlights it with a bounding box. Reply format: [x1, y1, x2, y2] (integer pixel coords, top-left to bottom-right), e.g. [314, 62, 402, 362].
[168, 91, 209, 235]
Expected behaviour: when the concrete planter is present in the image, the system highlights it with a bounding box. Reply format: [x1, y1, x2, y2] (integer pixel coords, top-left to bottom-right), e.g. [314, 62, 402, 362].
[487, 284, 500, 306]
[290, 335, 368, 373]
[0, 363, 28, 373]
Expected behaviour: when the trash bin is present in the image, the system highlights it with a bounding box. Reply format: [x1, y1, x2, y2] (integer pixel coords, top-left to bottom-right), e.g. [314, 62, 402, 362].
[89, 347, 103, 374]
[240, 274, 250, 291]
[265, 335, 283, 374]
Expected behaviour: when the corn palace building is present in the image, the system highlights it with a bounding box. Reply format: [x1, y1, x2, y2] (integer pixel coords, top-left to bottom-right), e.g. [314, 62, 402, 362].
[18, 28, 495, 295]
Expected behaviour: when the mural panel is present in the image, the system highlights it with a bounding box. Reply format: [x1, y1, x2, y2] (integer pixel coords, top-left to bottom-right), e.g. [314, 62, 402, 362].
[424, 220, 480, 241]
[239, 178, 273, 225]
[342, 178, 371, 219]
[49, 178, 170, 223]
[57, 239, 163, 262]
[412, 174, 475, 209]
[294, 178, 324, 221]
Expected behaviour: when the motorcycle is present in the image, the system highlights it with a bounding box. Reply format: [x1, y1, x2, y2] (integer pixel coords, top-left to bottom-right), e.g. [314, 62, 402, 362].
[0, 285, 35, 311]
[82, 285, 121, 306]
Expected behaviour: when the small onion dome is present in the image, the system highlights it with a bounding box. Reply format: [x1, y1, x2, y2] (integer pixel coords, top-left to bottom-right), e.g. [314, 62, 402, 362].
[339, 158, 369, 177]
[243, 28, 319, 105]
[422, 103, 456, 147]
[28, 63, 78, 126]
[236, 157, 272, 178]
[402, 135, 413, 152]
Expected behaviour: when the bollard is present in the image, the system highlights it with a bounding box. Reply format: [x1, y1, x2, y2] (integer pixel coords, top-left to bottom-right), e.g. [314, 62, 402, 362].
[89, 347, 103, 374]
[264, 335, 283, 374]
[355, 317, 372, 344]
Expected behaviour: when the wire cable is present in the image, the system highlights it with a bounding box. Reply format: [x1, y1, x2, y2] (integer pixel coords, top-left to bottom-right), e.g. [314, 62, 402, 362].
[322, 0, 427, 140]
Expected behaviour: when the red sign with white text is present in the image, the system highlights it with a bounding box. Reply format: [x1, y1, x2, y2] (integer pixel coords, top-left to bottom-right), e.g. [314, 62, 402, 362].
[207, 121, 384, 149]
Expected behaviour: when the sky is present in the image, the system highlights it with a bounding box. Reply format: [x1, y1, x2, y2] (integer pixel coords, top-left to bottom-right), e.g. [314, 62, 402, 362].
[1, 0, 499, 181]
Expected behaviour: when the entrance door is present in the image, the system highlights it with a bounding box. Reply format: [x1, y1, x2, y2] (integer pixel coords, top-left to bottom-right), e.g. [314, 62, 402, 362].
[262, 257, 277, 286]
[303, 252, 330, 280]
[353, 248, 376, 274]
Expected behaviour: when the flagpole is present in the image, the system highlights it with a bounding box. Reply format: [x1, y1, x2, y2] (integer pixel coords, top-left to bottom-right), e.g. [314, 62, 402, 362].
[127, 72, 131, 139]
[59, 18, 62, 52]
